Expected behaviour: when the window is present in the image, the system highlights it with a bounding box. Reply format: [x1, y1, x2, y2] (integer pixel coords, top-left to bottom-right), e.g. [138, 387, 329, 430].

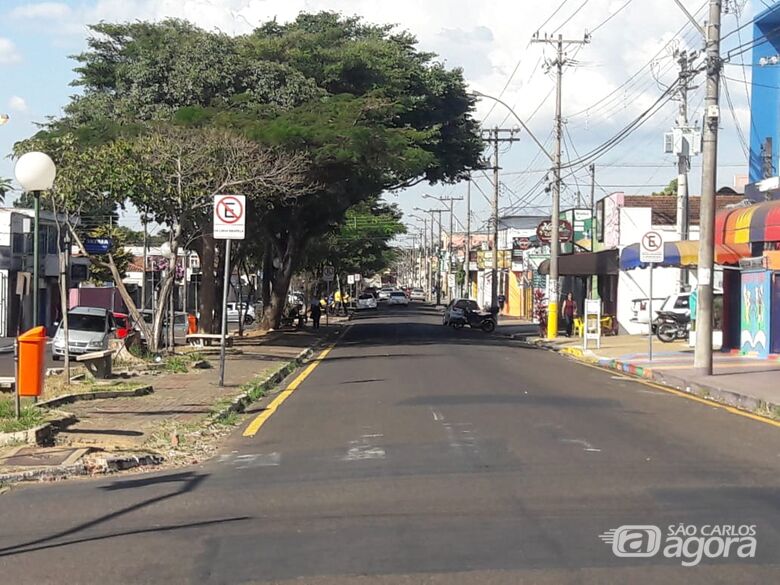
[454, 300, 468, 309]
[69, 313, 107, 332]
[673, 296, 690, 309]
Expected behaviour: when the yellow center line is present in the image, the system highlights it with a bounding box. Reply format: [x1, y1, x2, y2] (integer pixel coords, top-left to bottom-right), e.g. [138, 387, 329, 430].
[242, 344, 335, 437]
[577, 361, 780, 429]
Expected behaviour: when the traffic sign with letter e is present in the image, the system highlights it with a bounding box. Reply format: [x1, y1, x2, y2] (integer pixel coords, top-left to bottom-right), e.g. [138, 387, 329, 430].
[213, 194, 246, 240]
[640, 231, 664, 264]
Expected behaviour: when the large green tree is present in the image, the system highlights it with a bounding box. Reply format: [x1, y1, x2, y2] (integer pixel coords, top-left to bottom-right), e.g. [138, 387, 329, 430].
[26, 13, 482, 330]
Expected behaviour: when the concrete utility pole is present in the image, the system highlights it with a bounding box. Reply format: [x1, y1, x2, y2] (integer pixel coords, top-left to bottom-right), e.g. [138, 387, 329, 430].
[589, 164, 596, 253]
[482, 128, 520, 310]
[465, 178, 471, 299]
[424, 194, 463, 302]
[674, 48, 698, 290]
[416, 207, 444, 304]
[695, 0, 722, 375]
[532, 32, 590, 339]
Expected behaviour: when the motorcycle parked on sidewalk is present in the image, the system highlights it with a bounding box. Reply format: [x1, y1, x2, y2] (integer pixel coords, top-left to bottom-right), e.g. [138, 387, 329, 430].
[450, 307, 498, 333]
[654, 311, 690, 343]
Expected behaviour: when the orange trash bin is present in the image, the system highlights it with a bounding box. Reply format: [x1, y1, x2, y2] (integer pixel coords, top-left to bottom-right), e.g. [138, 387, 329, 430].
[18, 326, 47, 397]
[187, 313, 198, 335]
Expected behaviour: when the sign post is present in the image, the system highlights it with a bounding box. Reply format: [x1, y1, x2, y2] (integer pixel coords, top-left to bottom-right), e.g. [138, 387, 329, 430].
[323, 266, 334, 327]
[640, 231, 664, 362]
[213, 194, 246, 387]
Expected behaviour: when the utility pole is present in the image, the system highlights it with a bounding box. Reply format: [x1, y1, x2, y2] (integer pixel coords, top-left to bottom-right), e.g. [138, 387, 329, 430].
[482, 128, 520, 310]
[695, 0, 722, 376]
[589, 164, 596, 253]
[424, 194, 463, 302]
[532, 32, 590, 339]
[435, 209, 443, 305]
[465, 177, 471, 299]
[673, 48, 698, 290]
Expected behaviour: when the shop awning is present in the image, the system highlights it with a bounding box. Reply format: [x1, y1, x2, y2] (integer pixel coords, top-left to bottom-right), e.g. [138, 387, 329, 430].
[620, 240, 750, 271]
[538, 249, 619, 276]
[715, 199, 780, 244]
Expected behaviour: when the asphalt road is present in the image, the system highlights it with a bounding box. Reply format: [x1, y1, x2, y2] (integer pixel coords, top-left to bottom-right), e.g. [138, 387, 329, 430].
[1, 304, 779, 584]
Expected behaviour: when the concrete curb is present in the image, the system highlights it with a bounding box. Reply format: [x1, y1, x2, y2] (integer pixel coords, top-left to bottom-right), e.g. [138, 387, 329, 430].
[556, 348, 780, 421]
[209, 342, 323, 423]
[0, 452, 163, 485]
[0, 411, 77, 447]
[35, 384, 154, 410]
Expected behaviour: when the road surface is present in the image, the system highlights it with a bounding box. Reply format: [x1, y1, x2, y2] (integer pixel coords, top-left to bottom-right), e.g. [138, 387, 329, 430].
[1, 304, 778, 584]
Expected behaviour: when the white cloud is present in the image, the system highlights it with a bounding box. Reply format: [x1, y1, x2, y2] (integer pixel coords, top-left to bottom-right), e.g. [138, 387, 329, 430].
[8, 96, 28, 112]
[10, 2, 71, 19]
[2, 0, 750, 213]
[0, 38, 21, 64]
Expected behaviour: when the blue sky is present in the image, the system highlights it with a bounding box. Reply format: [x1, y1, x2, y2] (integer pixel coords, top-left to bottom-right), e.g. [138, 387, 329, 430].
[0, 0, 767, 234]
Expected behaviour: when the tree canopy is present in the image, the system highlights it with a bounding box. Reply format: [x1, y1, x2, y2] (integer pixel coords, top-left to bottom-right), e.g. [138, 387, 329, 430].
[16, 12, 483, 330]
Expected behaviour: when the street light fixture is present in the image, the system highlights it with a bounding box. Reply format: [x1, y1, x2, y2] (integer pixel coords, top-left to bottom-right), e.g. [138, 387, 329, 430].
[14, 152, 57, 327]
[470, 91, 554, 162]
[471, 90, 558, 331]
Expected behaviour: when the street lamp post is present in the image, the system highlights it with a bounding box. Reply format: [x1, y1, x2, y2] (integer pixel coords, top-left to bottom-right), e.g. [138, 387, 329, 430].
[471, 91, 556, 331]
[14, 152, 57, 328]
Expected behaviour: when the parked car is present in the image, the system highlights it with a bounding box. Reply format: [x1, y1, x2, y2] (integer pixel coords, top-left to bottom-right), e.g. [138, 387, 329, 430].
[136, 310, 189, 342]
[377, 287, 394, 301]
[356, 293, 378, 310]
[112, 312, 132, 339]
[629, 297, 668, 325]
[227, 302, 255, 324]
[633, 290, 723, 332]
[410, 288, 426, 301]
[387, 291, 410, 306]
[443, 298, 480, 326]
[52, 307, 117, 360]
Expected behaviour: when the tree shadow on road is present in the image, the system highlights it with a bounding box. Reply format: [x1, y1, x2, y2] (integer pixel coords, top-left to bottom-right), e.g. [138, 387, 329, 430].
[0, 471, 238, 558]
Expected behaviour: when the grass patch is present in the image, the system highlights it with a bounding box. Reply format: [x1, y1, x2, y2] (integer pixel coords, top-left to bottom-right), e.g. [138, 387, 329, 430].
[0, 397, 46, 433]
[163, 355, 189, 374]
[240, 375, 271, 401]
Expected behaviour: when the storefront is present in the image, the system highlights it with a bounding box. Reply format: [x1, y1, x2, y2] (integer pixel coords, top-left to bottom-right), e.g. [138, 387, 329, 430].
[539, 249, 620, 321]
[716, 199, 780, 356]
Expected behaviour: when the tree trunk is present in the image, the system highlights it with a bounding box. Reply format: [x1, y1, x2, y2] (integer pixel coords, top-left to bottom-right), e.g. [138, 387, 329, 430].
[199, 232, 217, 333]
[261, 245, 272, 315]
[67, 221, 153, 345]
[151, 269, 176, 353]
[260, 233, 299, 330]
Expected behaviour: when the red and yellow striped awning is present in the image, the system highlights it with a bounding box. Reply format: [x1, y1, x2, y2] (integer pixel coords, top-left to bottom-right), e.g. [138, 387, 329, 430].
[716, 199, 780, 245]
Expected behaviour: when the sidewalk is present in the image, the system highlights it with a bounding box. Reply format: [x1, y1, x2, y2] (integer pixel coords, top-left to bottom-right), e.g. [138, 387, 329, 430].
[529, 333, 780, 420]
[0, 319, 347, 483]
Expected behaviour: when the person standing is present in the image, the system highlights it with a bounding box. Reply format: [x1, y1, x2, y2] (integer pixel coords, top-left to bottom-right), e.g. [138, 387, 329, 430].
[561, 292, 577, 337]
[310, 297, 322, 329]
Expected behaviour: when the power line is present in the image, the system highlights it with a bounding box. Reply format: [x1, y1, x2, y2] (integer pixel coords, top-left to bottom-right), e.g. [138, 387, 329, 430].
[590, 0, 635, 34]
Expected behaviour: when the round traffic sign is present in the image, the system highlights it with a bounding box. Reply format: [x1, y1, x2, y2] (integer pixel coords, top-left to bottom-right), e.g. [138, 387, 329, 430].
[215, 196, 244, 224]
[641, 231, 663, 252]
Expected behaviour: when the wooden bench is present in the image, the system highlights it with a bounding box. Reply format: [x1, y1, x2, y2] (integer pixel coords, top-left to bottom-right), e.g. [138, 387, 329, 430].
[185, 333, 233, 348]
[76, 349, 114, 379]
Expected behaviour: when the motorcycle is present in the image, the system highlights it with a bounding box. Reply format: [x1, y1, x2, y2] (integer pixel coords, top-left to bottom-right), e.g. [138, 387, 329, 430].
[654, 311, 690, 343]
[450, 307, 498, 333]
